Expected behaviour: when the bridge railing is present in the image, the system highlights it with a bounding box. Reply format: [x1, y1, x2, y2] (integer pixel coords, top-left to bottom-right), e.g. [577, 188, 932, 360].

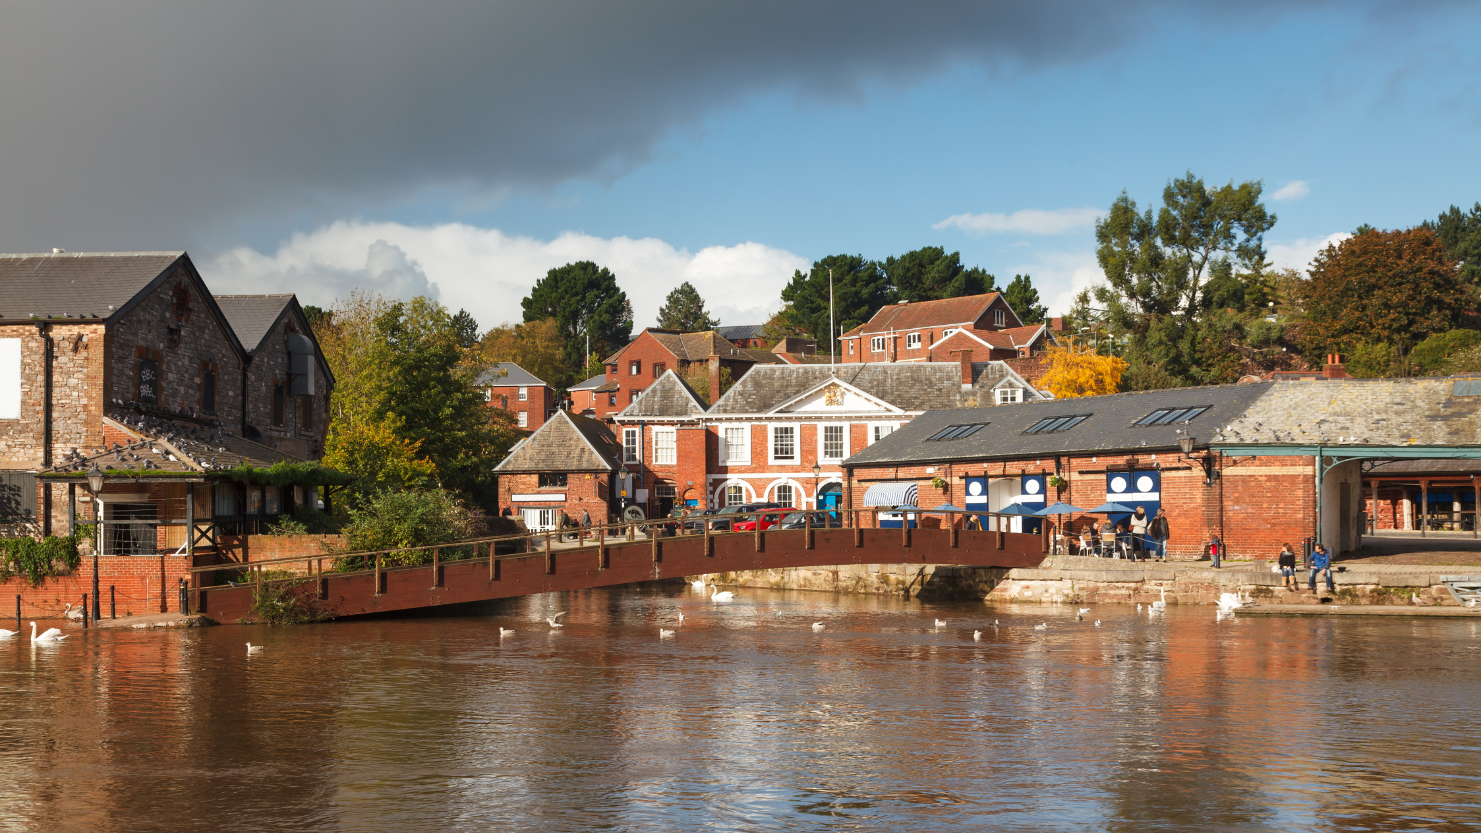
[185, 507, 1046, 607]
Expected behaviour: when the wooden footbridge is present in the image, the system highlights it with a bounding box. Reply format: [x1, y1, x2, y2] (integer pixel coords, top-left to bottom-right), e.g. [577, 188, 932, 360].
[190, 510, 1049, 622]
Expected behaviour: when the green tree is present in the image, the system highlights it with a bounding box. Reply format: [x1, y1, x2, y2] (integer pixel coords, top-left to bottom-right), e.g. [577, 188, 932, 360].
[883, 246, 994, 302]
[375, 298, 521, 507]
[480, 318, 568, 388]
[655, 281, 719, 331]
[1423, 202, 1481, 289]
[522, 261, 634, 372]
[1298, 227, 1467, 365]
[322, 421, 439, 504]
[316, 290, 396, 436]
[1002, 274, 1047, 324]
[779, 254, 891, 345]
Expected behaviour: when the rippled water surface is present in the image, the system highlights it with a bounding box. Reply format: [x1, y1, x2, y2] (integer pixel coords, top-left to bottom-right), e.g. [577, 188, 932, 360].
[3, 586, 1481, 832]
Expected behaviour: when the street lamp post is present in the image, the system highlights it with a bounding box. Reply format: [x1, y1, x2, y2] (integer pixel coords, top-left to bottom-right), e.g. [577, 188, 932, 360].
[812, 463, 821, 510]
[86, 465, 104, 620]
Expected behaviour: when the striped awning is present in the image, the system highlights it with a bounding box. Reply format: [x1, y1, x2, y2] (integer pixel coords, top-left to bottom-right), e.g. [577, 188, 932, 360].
[863, 481, 919, 507]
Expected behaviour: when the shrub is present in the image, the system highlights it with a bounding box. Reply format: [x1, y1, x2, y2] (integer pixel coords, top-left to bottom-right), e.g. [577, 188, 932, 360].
[267, 506, 342, 536]
[1409, 329, 1481, 374]
[339, 488, 475, 567]
[0, 536, 82, 586]
[250, 579, 332, 624]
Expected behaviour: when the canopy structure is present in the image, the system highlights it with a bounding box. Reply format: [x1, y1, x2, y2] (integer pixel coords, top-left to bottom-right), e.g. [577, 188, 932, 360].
[995, 502, 1040, 516]
[863, 482, 919, 507]
[1087, 502, 1136, 514]
[1036, 502, 1085, 516]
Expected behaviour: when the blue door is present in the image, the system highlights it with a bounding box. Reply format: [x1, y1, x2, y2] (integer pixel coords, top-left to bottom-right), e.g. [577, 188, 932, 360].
[817, 484, 841, 521]
[1106, 469, 1160, 539]
[1019, 474, 1045, 534]
[965, 476, 989, 529]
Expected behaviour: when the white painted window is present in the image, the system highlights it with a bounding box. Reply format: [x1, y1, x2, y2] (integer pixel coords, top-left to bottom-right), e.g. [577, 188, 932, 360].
[821, 424, 846, 461]
[996, 387, 1022, 405]
[653, 428, 676, 465]
[623, 427, 640, 463]
[517, 411, 528, 427]
[943, 328, 959, 337]
[523, 508, 558, 531]
[870, 336, 885, 352]
[518, 386, 528, 401]
[722, 425, 750, 465]
[484, 387, 493, 402]
[994, 309, 1006, 327]
[906, 333, 921, 349]
[848, 341, 854, 355]
[725, 484, 746, 506]
[870, 423, 895, 444]
[0, 339, 19, 419]
[770, 424, 797, 462]
[775, 483, 794, 507]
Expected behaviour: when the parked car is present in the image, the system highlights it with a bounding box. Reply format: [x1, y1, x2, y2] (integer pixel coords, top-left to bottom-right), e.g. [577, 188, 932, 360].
[731, 508, 789, 532]
[708, 502, 783, 531]
[682, 508, 722, 533]
[777, 511, 842, 530]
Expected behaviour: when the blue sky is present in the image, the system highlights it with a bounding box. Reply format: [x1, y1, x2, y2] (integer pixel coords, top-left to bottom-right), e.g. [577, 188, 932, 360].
[4, 2, 1478, 330]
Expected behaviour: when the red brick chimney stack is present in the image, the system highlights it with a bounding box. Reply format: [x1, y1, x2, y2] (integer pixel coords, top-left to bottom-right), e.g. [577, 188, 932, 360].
[1323, 353, 1350, 379]
[951, 348, 973, 388]
[708, 356, 721, 404]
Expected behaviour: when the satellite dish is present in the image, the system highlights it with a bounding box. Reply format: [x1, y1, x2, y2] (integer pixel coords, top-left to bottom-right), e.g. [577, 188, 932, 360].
[623, 505, 646, 522]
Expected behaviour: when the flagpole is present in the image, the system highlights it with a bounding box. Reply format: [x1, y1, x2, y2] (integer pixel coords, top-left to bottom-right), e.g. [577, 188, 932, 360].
[829, 267, 835, 370]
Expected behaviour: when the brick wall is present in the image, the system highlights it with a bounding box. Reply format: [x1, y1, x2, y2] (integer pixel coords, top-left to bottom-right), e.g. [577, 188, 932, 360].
[486, 383, 554, 431]
[703, 421, 873, 511]
[498, 471, 612, 525]
[243, 309, 330, 459]
[0, 554, 196, 621]
[1, 323, 107, 469]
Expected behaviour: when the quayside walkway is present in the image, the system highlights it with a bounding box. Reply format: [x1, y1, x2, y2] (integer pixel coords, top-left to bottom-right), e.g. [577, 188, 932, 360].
[191, 510, 1048, 622]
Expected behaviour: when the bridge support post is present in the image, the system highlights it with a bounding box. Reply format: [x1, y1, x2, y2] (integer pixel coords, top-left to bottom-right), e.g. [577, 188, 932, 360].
[754, 521, 762, 553]
[317, 557, 326, 601]
[1041, 521, 1049, 554]
[374, 553, 381, 597]
[950, 524, 957, 549]
[704, 521, 711, 557]
[805, 513, 813, 550]
[545, 534, 553, 574]
[902, 517, 909, 549]
[598, 526, 607, 569]
[997, 526, 1004, 550]
[651, 529, 659, 562]
[488, 542, 499, 581]
[431, 547, 440, 589]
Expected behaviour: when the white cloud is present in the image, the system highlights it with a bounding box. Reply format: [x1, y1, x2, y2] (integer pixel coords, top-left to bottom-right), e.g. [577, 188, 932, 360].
[204, 221, 808, 331]
[1011, 251, 1107, 319]
[933, 207, 1101, 236]
[1268, 232, 1350, 273]
[1270, 180, 1311, 202]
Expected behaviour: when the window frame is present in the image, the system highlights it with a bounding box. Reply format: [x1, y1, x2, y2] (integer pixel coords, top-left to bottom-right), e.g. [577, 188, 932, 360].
[848, 341, 855, 355]
[869, 423, 897, 445]
[518, 386, 528, 401]
[769, 423, 797, 463]
[870, 336, 885, 353]
[926, 423, 987, 441]
[629, 360, 641, 376]
[820, 423, 847, 461]
[538, 472, 568, 488]
[995, 387, 1022, 405]
[905, 332, 921, 350]
[774, 482, 794, 508]
[623, 427, 640, 463]
[1024, 414, 1091, 434]
[1135, 405, 1209, 426]
[201, 367, 217, 414]
[270, 383, 286, 427]
[516, 411, 528, 428]
[994, 309, 1006, 327]
[653, 362, 665, 379]
[721, 424, 751, 465]
[725, 483, 746, 507]
[652, 427, 677, 465]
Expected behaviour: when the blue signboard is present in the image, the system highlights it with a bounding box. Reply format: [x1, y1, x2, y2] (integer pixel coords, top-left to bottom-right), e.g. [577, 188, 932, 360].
[1105, 469, 1160, 531]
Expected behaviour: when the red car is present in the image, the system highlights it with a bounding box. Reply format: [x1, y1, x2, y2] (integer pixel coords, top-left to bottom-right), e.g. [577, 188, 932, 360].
[731, 511, 788, 532]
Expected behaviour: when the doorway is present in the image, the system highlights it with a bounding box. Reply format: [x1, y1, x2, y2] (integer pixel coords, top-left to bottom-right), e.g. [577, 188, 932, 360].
[816, 482, 842, 521]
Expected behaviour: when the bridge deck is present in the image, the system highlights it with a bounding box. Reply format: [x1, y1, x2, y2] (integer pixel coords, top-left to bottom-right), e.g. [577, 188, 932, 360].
[198, 527, 1047, 621]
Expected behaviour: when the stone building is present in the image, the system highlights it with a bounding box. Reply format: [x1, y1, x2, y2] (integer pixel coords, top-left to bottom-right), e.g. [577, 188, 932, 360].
[493, 410, 623, 530]
[214, 294, 333, 459]
[476, 362, 555, 431]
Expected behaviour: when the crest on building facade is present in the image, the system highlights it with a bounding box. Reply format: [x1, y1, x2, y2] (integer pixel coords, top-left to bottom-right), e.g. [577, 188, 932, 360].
[172, 282, 193, 322]
[823, 383, 844, 407]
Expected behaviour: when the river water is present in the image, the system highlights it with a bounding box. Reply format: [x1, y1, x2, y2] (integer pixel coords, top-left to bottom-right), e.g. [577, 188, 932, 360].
[3, 586, 1480, 832]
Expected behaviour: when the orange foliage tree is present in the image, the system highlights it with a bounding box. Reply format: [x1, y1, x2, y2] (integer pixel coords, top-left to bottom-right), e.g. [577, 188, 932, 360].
[1038, 341, 1128, 398]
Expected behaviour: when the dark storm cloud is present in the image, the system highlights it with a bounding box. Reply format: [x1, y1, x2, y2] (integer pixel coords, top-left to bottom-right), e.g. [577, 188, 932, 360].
[0, 1, 1358, 249]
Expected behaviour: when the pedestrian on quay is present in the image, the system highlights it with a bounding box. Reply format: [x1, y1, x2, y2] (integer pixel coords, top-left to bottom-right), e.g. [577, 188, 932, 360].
[1277, 542, 1298, 590]
[1208, 534, 1223, 568]
[1149, 508, 1170, 562]
[581, 509, 592, 532]
[1130, 506, 1149, 561]
[1115, 519, 1132, 560]
[1087, 517, 1103, 556]
[1309, 543, 1335, 593]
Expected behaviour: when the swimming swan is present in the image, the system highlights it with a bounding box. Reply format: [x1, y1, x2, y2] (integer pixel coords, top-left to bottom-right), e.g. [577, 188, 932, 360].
[972, 630, 982, 641]
[499, 627, 515, 637]
[691, 578, 707, 590]
[1150, 588, 1167, 612]
[1033, 623, 1048, 631]
[64, 603, 84, 621]
[709, 585, 735, 602]
[30, 622, 66, 643]
[811, 622, 825, 631]
[1216, 592, 1243, 611]
[659, 628, 676, 638]
[246, 642, 264, 654]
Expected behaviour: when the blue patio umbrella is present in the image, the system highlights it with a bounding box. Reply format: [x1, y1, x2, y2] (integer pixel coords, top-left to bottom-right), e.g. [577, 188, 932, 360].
[1087, 502, 1136, 514]
[995, 502, 1040, 515]
[1036, 501, 1086, 516]
[929, 503, 964, 513]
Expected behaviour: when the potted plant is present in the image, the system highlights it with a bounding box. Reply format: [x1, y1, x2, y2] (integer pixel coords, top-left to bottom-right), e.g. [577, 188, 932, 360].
[1047, 475, 1067, 489]
[930, 476, 948, 491]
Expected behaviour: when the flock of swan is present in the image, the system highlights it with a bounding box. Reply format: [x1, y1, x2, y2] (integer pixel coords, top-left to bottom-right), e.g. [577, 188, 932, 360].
[0, 622, 70, 643]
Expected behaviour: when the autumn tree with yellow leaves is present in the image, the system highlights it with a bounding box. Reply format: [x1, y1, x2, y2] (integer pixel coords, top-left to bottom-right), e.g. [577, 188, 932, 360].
[1038, 341, 1128, 399]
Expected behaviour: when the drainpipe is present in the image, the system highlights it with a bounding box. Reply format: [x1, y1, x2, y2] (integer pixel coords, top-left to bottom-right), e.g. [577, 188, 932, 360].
[1314, 445, 1323, 546]
[37, 322, 52, 535]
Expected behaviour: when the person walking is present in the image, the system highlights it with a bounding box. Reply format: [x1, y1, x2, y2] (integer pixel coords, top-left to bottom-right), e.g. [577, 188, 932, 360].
[1149, 509, 1170, 562]
[1277, 542, 1297, 591]
[1129, 506, 1149, 561]
[1309, 543, 1335, 593]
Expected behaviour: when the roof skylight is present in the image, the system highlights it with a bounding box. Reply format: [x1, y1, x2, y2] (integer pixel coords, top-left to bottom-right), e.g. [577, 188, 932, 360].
[1135, 406, 1210, 426]
[1024, 414, 1091, 434]
[926, 423, 988, 441]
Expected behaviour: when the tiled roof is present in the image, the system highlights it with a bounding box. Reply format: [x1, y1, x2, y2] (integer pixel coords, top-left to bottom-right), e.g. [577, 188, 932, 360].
[1213, 378, 1481, 446]
[617, 370, 707, 418]
[710, 362, 1027, 415]
[41, 415, 306, 477]
[604, 329, 786, 365]
[494, 411, 621, 473]
[476, 362, 549, 388]
[853, 293, 1004, 336]
[716, 324, 766, 341]
[939, 325, 1048, 352]
[567, 373, 608, 392]
[0, 251, 184, 321]
[843, 382, 1272, 467]
[213, 294, 294, 353]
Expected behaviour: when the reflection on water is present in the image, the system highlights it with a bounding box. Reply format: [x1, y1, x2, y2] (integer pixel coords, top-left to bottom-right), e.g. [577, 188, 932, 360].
[2, 587, 1480, 832]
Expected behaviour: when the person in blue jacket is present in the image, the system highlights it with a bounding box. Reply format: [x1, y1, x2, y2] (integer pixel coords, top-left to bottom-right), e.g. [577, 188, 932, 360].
[1309, 543, 1335, 592]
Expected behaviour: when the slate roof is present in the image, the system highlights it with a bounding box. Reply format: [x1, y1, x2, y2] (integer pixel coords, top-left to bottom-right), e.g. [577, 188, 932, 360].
[0, 251, 185, 321]
[844, 293, 1006, 338]
[603, 329, 786, 365]
[41, 415, 307, 478]
[476, 362, 549, 388]
[617, 370, 707, 418]
[716, 324, 766, 341]
[843, 382, 1273, 467]
[213, 294, 294, 353]
[494, 410, 622, 473]
[709, 362, 1036, 416]
[568, 373, 608, 392]
[1212, 378, 1481, 447]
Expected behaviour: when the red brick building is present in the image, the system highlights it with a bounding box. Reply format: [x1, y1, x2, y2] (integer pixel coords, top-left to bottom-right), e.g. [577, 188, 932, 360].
[595, 328, 786, 420]
[567, 372, 613, 418]
[839, 292, 1054, 364]
[494, 410, 623, 529]
[477, 362, 555, 431]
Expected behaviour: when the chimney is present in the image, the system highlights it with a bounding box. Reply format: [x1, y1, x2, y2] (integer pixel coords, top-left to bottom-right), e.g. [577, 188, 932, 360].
[1050, 317, 1064, 332]
[1323, 353, 1350, 380]
[951, 348, 973, 388]
[709, 356, 721, 403]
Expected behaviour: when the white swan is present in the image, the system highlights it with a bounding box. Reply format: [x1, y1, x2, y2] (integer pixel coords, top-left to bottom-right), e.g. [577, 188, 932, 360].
[811, 622, 825, 631]
[64, 603, 85, 621]
[30, 622, 66, 643]
[709, 585, 735, 602]
[1033, 623, 1048, 631]
[1150, 588, 1167, 612]
[691, 577, 707, 591]
[677, 611, 685, 624]
[972, 630, 982, 641]
[1136, 603, 1142, 612]
[547, 612, 567, 628]
[993, 620, 999, 627]
[0, 627, 17, 638]
[934, 618, 947, 628]
[246, 642, 263, 654]
[1216, 592, 1243, 611]
[499, 627, 515, 637]
[1077, 608, 1091, 616]
[1094, 620, 1101, 627]
[659, 628, 676, 638]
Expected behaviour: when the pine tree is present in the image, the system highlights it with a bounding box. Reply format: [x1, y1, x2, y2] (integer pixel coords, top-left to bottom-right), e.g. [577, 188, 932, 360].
[1003, 274, 1047, 324]
[655, 281, 719, 331]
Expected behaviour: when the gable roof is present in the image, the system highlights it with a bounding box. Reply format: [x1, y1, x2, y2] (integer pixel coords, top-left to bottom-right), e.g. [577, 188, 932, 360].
[936, 324, 1051, 353]
[843, 382, 1273, 467]
[1213, 377, 1481, 447]
[42, 415, 307, 478]
[709, 362, 1022, 416]
[476, 362, 549, 388]
[213, 294, 295, 353]
[846, 293, 1012, 337]
[494, 410, 622, 473]
[603, 328, 786, 365]
[0, 251, 186, 321]
[617, 370, 708, 419]
[568, 372, 608, 392]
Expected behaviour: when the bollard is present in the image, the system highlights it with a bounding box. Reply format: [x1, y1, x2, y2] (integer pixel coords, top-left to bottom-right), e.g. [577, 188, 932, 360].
[110, 585, 116, 619]
[704, 520, 711, 557]
[82, 594, 89, 628]
[805, 513, 813, 550]
[14, 595, 18, 631]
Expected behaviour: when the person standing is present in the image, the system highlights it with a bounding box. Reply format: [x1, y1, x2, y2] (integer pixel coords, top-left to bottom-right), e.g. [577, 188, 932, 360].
[1208, 534, 1223, 568]
[1309, 543, 1335, 593]
[1149, 509, 1170, 562]
[1129, 507, 1149, 561]
[1278, 542, 1297, 591]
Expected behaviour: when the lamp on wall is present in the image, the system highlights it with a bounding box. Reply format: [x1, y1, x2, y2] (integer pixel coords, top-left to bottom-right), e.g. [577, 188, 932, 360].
[1177, 437, 1219, 485]
[812, 463, 821, 479]
[86, 464, 105, 495]
[85, 463, 105, 620]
